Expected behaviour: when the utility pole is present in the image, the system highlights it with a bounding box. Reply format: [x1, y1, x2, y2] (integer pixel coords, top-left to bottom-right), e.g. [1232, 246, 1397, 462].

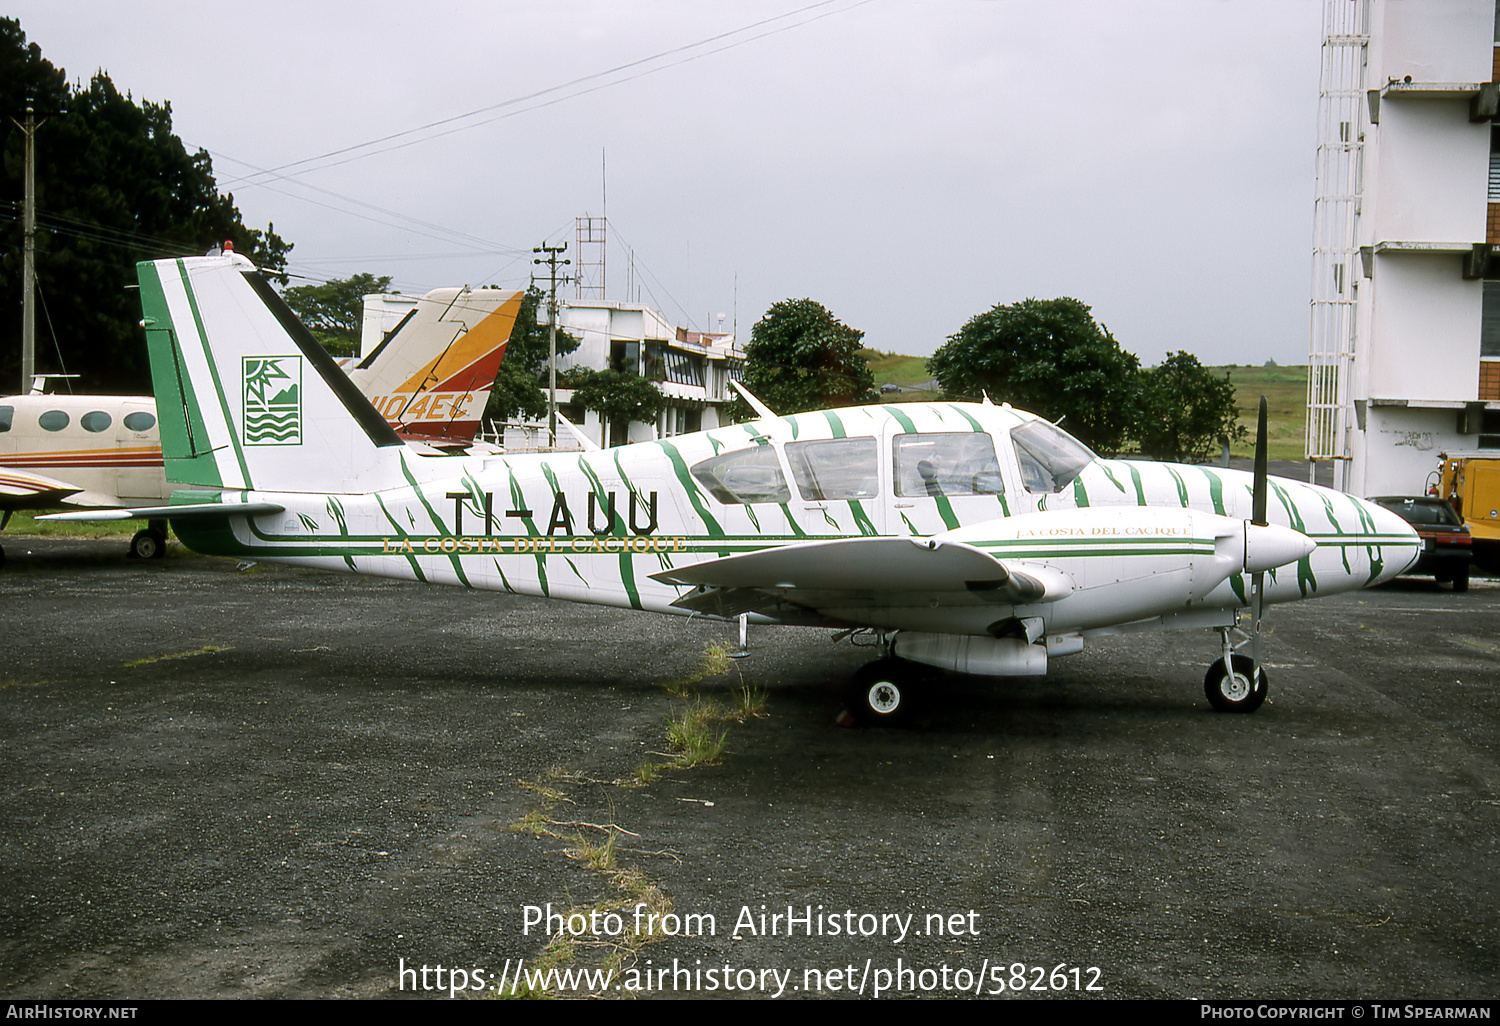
[14, 100, 42, 393]
[533, 242, 570, 449]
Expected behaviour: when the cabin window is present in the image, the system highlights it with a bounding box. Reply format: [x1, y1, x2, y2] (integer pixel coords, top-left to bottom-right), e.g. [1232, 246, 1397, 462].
[38, 410, 69, 432]
[0, 406, 11, 432]
[786, 438, 879, 501]
[893, 433, 1005, 497]
[123, 411, 156, 432]
[1010, 419, 1095, 493]
[690, 445, 790, 504]
[81, 411, 112, 433]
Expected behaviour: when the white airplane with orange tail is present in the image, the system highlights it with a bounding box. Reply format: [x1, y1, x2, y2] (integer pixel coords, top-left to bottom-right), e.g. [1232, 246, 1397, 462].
[1, 281, 519, 565]
[46, 253, 1421, 720]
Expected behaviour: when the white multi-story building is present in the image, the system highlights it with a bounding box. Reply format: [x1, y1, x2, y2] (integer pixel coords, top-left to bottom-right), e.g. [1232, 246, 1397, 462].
[1309, 0, 1500, 495]
[551, 300, 743, 447]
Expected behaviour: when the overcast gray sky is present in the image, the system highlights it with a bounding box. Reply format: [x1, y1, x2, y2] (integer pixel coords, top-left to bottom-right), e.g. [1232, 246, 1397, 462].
[11, 0, 1325, 365]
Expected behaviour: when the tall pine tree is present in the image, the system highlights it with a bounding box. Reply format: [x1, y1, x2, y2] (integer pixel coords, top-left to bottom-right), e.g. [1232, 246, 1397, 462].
[0, 18, 289, 393]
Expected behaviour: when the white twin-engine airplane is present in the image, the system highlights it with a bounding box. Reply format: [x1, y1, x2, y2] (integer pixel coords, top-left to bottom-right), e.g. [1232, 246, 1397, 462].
[47, 253, 1422, 722]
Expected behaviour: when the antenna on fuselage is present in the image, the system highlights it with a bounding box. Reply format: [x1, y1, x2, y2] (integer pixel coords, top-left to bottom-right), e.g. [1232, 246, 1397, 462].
[730, 380, 776, 420]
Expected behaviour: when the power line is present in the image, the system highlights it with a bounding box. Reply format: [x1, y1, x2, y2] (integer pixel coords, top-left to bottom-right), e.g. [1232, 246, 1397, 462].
[218, 1, 864, 189]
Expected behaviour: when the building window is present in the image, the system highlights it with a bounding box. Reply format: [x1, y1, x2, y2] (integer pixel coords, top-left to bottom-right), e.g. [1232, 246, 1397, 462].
[644, 343, 706, 387]
[1484, 282, 1500, 357]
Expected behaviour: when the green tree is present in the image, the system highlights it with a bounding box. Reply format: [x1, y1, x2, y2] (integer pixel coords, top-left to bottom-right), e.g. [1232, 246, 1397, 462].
[569, 367, 665, 447]
[482, 285, 580, 424]
[927, 297, 1140, 454]
[1136, 351, 1246, 463]
[284, 273, 393, 357]
[736, 298, 877, 418]
[0, 18, 291, 392]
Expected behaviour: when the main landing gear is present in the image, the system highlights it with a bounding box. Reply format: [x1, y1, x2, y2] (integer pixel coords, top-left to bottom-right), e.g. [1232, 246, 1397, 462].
[128, 519, 169, 560]
[849, 658, 914, 726]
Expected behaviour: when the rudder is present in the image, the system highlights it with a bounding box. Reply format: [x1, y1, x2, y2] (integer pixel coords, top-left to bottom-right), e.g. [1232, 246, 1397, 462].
[138, 254, 407, 493]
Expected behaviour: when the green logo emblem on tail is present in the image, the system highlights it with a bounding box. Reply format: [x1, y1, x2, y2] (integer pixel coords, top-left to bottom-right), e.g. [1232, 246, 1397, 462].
[242, 356, 302, 445]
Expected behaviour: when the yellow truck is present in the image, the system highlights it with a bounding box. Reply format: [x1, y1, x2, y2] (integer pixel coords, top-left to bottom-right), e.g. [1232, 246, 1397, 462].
[1437, 451, 1500, 570]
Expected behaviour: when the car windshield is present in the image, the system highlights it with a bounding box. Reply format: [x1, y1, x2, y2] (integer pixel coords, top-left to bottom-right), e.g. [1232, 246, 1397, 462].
[1373, 497, 1462, 527]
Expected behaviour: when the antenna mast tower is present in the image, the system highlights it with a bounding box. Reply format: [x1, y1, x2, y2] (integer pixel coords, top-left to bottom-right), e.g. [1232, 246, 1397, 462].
[576, 216, 606, 300]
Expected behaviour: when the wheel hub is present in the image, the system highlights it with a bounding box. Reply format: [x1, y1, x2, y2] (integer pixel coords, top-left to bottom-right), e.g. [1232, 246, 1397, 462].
[868, 681, 901, 715]
[1221, 672, 1250, 702]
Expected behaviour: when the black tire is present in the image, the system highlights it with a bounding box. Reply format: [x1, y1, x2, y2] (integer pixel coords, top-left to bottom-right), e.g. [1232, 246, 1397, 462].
[1452, 568, 1470, 593]
[130, 528, 167, 560]
[1204, 654, 1268, 714]
[850, 658, 914, 726]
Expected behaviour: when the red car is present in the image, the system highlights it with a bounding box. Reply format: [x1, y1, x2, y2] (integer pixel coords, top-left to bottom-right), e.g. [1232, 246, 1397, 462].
[1370, 496, 1473, 592]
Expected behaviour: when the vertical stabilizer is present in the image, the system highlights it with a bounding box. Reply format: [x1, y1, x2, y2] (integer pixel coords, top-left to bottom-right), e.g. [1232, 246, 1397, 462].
[138, 255, 407, 493]
[346, 287, 522, 439]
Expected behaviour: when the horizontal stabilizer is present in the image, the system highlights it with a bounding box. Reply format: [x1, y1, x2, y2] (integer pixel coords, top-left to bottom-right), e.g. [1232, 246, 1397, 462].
[40, 501, 285, 522]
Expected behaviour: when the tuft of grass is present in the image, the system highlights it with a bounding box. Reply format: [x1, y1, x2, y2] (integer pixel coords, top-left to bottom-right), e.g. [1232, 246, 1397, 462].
[632, 760, 667, 786]
[122, 644, 229, 669]
[729, 684, 768, 721]
[509, 809, 551, 836]
[657, 640, 734, 697]
[663, 699, 729, 768]
[568, 828, 618, 873]
[700, 642, 731, 678]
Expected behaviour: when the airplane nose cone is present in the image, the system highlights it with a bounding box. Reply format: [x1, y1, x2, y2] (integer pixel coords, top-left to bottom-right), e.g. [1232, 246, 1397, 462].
[1360, 497, 1422, 585]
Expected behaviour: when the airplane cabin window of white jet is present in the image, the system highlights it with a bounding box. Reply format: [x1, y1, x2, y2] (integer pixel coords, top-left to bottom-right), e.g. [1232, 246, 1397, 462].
[0, 406, 11, 432]
[786, 438, 879, 501]
[1010, 419, 1095, 493]
[690, 445, 791, 504]
[123, 411, 156, 432]
[38, 410, 69, 432]
[81, 411, 112, 432]
[893, 433, 1005, 497]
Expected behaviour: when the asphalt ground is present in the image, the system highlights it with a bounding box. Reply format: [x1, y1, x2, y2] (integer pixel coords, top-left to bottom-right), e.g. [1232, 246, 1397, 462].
[1, 536, 1497, 1001]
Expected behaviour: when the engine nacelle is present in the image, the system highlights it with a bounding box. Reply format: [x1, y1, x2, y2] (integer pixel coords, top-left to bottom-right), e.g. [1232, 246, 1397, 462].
[892, 632, 1050, 676]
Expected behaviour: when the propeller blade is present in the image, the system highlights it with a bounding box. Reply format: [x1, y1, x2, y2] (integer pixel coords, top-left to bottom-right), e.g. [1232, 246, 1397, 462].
[1252, 395, 1268, 527]
[1251, 396, 1269, 675]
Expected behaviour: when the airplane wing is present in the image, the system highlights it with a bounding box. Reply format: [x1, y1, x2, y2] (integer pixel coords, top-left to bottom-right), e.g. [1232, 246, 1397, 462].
[650, 536, 1072, 619]
[0, 466, 84, 508]
[39, 500, 285, 522]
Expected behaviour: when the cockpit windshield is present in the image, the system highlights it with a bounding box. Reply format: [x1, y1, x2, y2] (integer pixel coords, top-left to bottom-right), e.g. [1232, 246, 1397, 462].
[1010, 418, 1095, 493]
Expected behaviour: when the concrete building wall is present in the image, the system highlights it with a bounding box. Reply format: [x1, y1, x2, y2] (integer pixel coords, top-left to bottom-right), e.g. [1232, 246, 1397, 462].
[1364, 98, 1489, 244]
[1322, 0, 1498, 496]
[1364, 253, 1483, 401]
[1369, 0, 1491, 82]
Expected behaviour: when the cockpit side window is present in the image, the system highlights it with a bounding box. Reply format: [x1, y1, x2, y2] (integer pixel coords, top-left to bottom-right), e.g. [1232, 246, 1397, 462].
[690, 445, 791, 504]
[786, 438, 878, 501]
[0, 406, 11, 433]
[893, 433, 1005, 497]
[1010, 419, 1095, 493]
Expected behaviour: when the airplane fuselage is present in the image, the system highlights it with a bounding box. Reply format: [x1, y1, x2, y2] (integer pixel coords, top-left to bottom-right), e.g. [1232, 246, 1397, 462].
[169, 401, 1418, 644]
